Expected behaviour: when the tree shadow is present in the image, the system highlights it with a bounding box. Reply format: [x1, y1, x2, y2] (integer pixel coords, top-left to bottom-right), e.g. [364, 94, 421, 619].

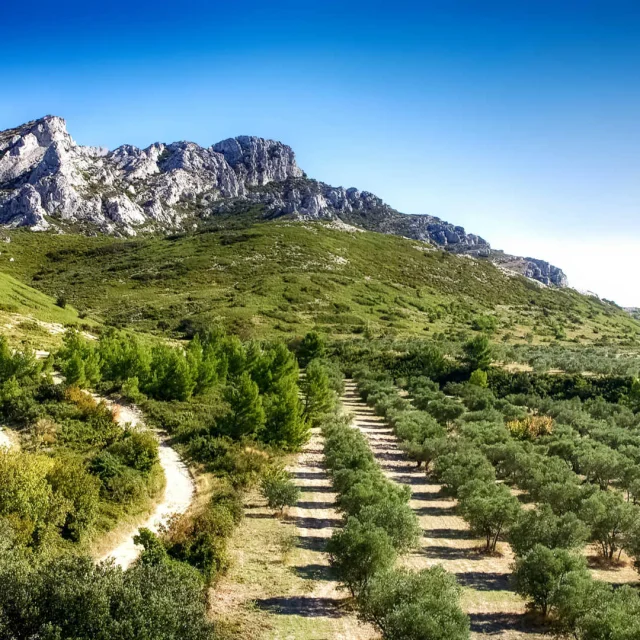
[289, 515, 341, 530]
[292, 471, 327, 480]
[392, 473, 427, 486]
[292, 563, 335, 581]
[296, 484, 335, 494]
[254, 596, 343, 618]
[411, 490, 446, 502]
[301, 459, 327, 470]
[296, 500, 335, 510]
[420, 545, 482, 560]
[414, 504, 457, 517]
[455, 571, 512, 592]
[375, 450, 408, 463]
[425, 527, 475, 540]
[296, 535, 328, 552]
[469, 612, 546, 635]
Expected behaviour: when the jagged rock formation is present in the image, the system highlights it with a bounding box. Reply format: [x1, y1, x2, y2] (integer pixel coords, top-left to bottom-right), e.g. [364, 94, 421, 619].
[0, 115, 567, 286]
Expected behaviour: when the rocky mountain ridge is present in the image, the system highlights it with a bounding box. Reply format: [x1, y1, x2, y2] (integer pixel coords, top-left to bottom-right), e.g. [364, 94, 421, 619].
[0, 115, 567, 286]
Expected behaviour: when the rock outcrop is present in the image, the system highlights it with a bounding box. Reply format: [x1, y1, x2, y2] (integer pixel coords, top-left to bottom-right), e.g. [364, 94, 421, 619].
[0, 115, 567, 285]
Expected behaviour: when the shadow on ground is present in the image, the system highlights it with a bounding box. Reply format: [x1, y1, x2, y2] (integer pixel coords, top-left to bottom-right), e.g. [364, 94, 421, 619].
[255, 596, 344, 618]
[456, 571, 512, 592]
[292, 563, 335, 581]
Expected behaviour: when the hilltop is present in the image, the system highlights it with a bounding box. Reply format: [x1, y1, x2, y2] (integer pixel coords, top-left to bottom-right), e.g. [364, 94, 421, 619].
[0, 221, 637, 344]
[0, 115, 565, 286]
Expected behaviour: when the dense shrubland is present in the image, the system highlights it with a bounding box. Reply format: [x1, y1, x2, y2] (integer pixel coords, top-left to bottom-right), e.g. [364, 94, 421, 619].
[6, 222, 640, 346]
[495, 343, 640, 377]
[0, 336, 162, 551]
[0, 329, 337, 638]
[352, 353, 640, 638]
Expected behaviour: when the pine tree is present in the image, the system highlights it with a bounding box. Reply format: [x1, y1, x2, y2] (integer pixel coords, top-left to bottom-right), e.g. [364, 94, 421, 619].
[222, 373, 266, 440]
[63, 352, 87, 387]
[263, 376, 308, 450]
[302, 359, 336, 424]
[298, 331, 325, 367]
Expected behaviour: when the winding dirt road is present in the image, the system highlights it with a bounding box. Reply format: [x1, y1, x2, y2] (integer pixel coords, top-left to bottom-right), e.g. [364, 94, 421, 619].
[96, 397, 195, 568]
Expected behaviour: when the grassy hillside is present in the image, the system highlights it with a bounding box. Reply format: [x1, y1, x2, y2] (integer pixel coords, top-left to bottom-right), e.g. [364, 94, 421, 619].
[1, 220, 639, 345]
[0, 271, 96, 348]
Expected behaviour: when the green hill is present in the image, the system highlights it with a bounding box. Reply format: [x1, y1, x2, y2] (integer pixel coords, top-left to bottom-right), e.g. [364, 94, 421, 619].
[0, 271, 95, 348]
[2, 220, 638, 345]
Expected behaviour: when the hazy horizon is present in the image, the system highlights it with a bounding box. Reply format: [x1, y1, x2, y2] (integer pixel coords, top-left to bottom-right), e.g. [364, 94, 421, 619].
[2, 0, 639, 305]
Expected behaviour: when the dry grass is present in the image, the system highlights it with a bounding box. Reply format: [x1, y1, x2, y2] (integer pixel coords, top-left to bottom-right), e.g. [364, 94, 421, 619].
[209, 429, 376, 640]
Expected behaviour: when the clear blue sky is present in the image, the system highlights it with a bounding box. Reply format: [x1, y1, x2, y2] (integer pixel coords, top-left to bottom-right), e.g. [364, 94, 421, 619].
[2, 1, 639, 304]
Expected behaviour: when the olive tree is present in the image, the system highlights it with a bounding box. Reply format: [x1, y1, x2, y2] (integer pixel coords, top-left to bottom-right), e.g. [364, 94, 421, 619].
[457, 479, 521, 553]
[509, 504, 589, 557]
[327, 517, 396, 597]
[580, 490, 640, 562]
[359, 566, 470, 640]
[512, 544, 589, 617]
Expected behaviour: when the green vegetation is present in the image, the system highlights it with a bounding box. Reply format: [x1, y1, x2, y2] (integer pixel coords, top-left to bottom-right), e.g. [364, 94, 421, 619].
[0, 272, 94, 350]
[512, 544, 589, 618]
[0, 553, 214, 640]
[260, 467, 300, 514]
[352, 347, 640, 639]
[359, 566, 470, 640]
[0, 324, 342, 638]
[321, 402, 468, 639]
[0, 337, 161, 551]
[1, 221, 639, 344]
[2, 218, 640, 637]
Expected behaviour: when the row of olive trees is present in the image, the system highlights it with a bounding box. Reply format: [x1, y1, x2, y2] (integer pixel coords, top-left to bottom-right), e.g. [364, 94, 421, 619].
[355, 368, 522, 553]
[321, 412, 470, 640]
[354, 367, 640, 638]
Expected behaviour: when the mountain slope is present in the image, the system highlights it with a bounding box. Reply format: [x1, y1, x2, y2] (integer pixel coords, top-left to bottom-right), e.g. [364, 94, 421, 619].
[0, 115, 566, 286]
[0, 270, 93, 348]
[1, 221, 636, 344]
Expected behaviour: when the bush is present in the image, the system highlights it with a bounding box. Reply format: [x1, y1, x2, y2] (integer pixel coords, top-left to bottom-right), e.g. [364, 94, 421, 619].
[580, 490, 640, 562]
[0, 551, 215, 640]
[107, 429, 159, 474]
[302, 358, 338, 424]
[463, 335, 492, 371]
[327, 517, 396, 597]
[509, 505, 589, 557]
[512, 544, 589, 617]
[469, 369, 488, 388]
[336, 471, 410, 517]
[260, 468, 300, 514]
[298, 331, 326, 367]
[457, 479, 521, 552]
[359, 566, 470, 640]
[433, 444, 496, 496]
[357, 500, 421, 553]
[506, 415, 553, 440]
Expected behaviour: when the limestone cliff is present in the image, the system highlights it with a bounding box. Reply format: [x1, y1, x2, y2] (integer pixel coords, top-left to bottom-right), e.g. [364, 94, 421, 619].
[0, 115, 567, 286]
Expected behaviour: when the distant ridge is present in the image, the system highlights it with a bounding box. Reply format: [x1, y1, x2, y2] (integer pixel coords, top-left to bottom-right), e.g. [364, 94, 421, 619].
[0, 115, 566, 287]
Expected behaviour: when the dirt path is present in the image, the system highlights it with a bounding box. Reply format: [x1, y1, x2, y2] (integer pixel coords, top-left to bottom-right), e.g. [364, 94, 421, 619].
[97, 397, 195, 568]
[342, 381, 548, 640]
[211, 428, 376, 639]
[0, 428, 13, 449]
